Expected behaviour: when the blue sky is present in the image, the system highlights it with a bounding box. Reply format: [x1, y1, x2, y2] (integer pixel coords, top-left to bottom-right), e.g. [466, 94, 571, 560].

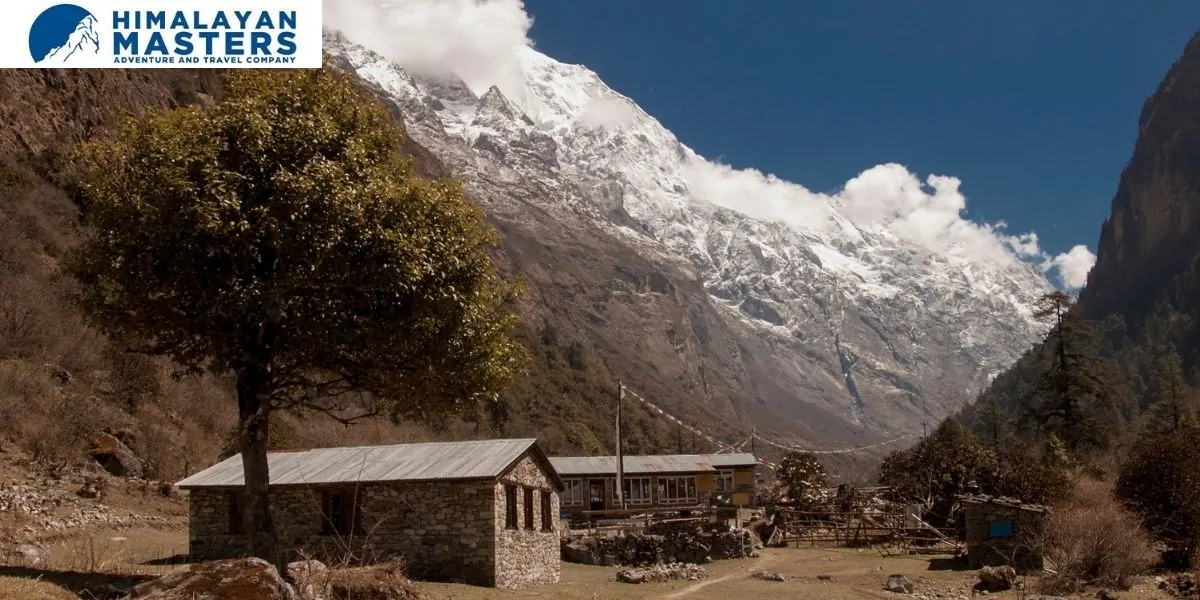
[521, 0, 1200, 263]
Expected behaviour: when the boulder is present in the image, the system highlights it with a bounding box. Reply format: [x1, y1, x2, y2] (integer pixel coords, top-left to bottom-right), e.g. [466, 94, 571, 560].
[977, 565, 1017, 591]
[4, 543, 50, 566]
[128, 557, 296, 600]
[286, 560, 330, 600]
[756, 571, 785, 582]
[86, 431, 145, 478]
[885, 574, 914, 594]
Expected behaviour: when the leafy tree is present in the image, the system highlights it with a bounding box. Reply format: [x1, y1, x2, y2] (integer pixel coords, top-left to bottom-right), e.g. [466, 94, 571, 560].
[776, 451, 828, 506]
[1117, 430, 1200, 563]
[879, 419, 1069, 523]
[878, 420, 996, 517]
[65, 65, 527, 568]
[1028, 291, 1119, 452]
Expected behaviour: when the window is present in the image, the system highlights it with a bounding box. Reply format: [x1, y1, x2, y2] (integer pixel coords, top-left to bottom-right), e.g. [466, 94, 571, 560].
[227, 492, 243, 534]
[540, 490, 554, 531]
[987, 519, 1014, 538]
[657, 476, 697, 505]
[562, 479, 583, 506]
[717, 471, 734, 492]
[321, 490, 360, 536]
[504, 484, 518, 529]
[523, 487, 535, 530]
[614, 477, 652, 505]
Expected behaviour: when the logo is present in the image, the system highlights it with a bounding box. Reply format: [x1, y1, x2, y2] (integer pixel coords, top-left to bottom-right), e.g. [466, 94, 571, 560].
[4, 0, 322, 69]
[29, 4, 100, 64]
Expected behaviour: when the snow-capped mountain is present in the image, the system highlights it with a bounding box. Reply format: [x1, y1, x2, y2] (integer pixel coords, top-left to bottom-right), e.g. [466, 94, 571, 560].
[43, 15, 99, 64]
[324, 31, 1053, 445]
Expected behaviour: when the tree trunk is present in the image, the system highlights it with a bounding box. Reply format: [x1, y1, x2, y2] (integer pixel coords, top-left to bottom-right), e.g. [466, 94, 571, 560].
[237, 363, 281, 575]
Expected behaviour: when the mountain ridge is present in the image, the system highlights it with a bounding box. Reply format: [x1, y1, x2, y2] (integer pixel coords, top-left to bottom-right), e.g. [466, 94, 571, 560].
[324, 30, 1057, 445]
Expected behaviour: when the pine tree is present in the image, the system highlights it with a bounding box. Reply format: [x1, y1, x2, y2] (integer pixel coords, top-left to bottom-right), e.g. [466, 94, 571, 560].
[1029, 291, 1114, 452]
[1143, 350, 1197, 436]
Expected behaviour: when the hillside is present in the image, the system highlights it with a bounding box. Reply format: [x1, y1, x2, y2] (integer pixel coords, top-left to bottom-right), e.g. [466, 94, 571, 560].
[964, 31, 1200, 445]
[0, 67, 717, 487]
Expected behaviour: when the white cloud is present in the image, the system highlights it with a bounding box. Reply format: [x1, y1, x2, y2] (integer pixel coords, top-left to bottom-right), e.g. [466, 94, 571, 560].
[323, 0, 533, 93]
[323, 0, 1098, 291]
[1042, 244, 1096, 288]
[683, 159, 1097, 289]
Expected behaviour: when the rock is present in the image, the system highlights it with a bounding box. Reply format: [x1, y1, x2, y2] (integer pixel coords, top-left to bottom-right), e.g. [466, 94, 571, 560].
[286, 560, 330, 600]
[1096, 591, 1118, 600]
[756, 571, 785, 582]
[614, 563, 708, 584]
[4, 543, 49, 566]
[885, 574, 914, 594]
[976, 565, 1017, 592]
[817, 574, 833, 581]
[76, 481, 101, 499]
[86, 431, 145, 478]
[129, 557, 297, 599]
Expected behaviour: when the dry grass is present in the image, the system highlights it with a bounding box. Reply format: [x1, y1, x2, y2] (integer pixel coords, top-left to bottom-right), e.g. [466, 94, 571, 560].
[0, 575, 76, 600]
[1037, 477, 1156, 595]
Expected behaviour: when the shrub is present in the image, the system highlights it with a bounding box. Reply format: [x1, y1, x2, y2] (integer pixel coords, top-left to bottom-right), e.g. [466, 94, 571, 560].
[1116, 429, 1200, 562]
[1037, 478, 1155, 594]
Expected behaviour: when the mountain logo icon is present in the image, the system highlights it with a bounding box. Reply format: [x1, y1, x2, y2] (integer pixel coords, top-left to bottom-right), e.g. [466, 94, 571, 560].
[29, 4, 100, 64]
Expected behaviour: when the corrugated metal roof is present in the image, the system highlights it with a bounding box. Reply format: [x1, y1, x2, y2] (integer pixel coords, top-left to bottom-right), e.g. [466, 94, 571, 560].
[549, 453, 758, 476]
[958, 493, 1048, 513]
[176, 438, 540, 489]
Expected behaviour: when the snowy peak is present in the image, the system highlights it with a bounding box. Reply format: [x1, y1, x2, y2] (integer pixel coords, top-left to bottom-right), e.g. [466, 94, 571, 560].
[323, 31, 1055, 437]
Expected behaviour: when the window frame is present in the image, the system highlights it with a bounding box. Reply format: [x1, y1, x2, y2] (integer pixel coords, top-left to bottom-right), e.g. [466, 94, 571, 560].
[717, 470, 735, 492]
[614, 477, 653, 505]
[540, 489, 554, 532]
[561, 479, 584, 506]
[227, 491, 243, 534]
[523, 486, 535, 530]
[657, 476, 698, 505]
[504, 484, 518, 529]
[320, 489, 362, 537]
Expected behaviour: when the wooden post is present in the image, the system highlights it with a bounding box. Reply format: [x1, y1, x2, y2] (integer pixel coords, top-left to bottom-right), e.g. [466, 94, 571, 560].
[615, 380, 625, 510]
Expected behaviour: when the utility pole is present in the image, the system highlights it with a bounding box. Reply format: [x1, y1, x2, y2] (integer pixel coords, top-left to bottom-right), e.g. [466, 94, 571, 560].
[751, 427, 756, 456]
[676, 425, 682, 454]
[615, 379, 625, 511]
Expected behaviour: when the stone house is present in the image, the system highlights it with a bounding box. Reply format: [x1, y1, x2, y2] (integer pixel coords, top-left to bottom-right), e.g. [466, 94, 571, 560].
[549, 453, 759, 518]
[959, 494, 1047, 573]
[175, 438, 563, 588]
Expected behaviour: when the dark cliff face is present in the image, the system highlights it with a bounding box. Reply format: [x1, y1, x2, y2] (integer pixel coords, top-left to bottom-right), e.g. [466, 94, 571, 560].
[1080, 32, 1200, 325]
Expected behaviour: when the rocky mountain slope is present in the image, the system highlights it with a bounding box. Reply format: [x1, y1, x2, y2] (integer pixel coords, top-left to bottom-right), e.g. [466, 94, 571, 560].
[326, 31, 1055, 446]
[967, 32, 1200, 443]
[1080, 32, 1200, 326]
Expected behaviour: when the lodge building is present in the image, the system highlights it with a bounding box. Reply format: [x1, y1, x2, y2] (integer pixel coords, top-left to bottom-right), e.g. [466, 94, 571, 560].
[548, 453, 759, 517]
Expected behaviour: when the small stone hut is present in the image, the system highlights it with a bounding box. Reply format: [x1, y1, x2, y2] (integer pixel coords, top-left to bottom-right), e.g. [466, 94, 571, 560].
[959, 494, 1047, 573]
[176, 438, 563, 588]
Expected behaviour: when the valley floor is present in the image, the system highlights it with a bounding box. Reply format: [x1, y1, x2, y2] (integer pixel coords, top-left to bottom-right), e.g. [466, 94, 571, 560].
[0, 454, 1173, 600]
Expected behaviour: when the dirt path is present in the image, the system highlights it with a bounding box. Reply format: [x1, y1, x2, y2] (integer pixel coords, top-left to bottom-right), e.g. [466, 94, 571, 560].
[651, 551, 779, 600]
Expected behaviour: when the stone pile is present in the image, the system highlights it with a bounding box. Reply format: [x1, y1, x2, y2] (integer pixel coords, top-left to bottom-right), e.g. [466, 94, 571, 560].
[1161, 573, 1200, 597]
[561, 527, 760, 566]
[614, 562, 708, 584]
[0, 480, 169, 536]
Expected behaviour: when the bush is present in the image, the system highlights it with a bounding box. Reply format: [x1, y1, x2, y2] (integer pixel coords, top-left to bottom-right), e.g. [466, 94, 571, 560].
[1037, 478, 1155, 594]
[1116, 429, 1200, 562]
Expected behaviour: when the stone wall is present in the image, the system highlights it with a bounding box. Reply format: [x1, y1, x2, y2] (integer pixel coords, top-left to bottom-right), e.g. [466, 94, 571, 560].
[964, 503, 1044, 573]
[188, 478, 498, 586]
[561, 528, 760, 566]
[494, 455, 560, 588]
